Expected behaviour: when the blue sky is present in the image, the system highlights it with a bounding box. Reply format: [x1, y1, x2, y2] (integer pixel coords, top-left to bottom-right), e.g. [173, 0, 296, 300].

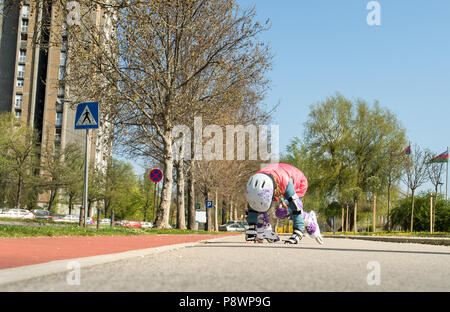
[239, 0, 450, 154]
[236, 0, 450, 193]
[129, 0, 450, 193]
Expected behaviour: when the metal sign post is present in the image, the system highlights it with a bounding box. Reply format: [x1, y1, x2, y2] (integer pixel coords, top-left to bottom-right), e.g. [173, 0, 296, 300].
[83, 129, 89, 228]
[149, 169, 163, 224]
[75, 102, 99, 228]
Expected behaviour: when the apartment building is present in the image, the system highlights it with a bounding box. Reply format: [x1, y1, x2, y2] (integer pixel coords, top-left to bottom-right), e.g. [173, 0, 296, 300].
[0, 1, 113, 214]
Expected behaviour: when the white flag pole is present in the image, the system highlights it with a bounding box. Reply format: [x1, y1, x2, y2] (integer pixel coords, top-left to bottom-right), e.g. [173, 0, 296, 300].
[446, 146, 449, 201]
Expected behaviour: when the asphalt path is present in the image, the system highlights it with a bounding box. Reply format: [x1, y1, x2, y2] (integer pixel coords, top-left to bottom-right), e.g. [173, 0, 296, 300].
[1, 235, 449, 291]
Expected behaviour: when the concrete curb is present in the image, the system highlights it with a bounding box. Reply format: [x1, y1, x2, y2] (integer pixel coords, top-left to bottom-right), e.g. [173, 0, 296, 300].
[323, 235, 450, 246]
[0, 236, 228, 286]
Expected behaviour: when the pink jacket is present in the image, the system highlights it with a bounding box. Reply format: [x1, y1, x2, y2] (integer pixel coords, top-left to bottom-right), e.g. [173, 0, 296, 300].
[257, 163, 308, 201]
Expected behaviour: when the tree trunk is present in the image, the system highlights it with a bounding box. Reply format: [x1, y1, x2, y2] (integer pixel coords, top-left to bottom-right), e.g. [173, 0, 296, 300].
[387, 183, 391, 231]
[156, 138, 174, 229]
[341, 205, 345, 232]
[353, 201, 358, 233]
[434, 185, 438, 232]
[68, 194, 73, 216]
[79, 206, 84, 227]
[176, 162, 186, 230]
[87, 200, 92, 218]
[372, 194, 376, 232]
[346, 204, 349, 232]
[104, 198, 111, 222]
[16, 174, 23, 209]
[230, 199, 234, 221]
[96, 207, 101, 229]
[48, 189, 58, 212]
[214, 189, 219, 231]
[206, 191, 212, 231]
[430, 194, 433, 234]
[222, 198, 227, 225]
[410, 189, 415, 232]
[187, 169, 196, 230]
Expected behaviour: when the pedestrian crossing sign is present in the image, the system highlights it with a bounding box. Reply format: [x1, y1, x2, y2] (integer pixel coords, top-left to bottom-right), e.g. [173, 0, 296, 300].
[75, 102, 99, 129]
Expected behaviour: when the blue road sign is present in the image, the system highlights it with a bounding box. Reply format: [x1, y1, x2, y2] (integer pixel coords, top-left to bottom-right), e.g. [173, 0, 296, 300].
[205, 200, 213, 209]
[75, 102, 99, 130]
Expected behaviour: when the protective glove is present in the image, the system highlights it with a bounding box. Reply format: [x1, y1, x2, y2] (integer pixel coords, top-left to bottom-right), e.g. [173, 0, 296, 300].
[275, 203, 289, 219]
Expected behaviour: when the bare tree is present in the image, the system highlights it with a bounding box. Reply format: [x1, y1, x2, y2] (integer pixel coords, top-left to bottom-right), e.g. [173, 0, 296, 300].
[402, 145, 429, 232]
[66, 0, 271, 228]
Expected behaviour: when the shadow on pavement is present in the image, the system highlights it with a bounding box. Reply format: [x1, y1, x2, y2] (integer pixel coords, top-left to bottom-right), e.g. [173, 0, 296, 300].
[187, 242, 450, 256]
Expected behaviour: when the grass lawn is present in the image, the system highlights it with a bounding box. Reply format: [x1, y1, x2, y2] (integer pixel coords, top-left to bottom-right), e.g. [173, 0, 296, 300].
[0, 224, 222, 238]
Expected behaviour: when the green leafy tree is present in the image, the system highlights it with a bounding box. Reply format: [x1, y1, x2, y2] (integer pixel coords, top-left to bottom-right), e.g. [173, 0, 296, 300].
[39, 143, 84, 212]
[367, 175, 381, 232]
[0, 113, 40, 208]
[288, 94, 406, 228]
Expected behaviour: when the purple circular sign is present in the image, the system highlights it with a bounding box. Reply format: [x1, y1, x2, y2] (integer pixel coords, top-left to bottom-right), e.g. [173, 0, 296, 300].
[149, 169, 163, 183]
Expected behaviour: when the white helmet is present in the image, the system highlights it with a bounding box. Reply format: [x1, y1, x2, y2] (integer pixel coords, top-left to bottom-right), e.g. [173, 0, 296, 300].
[245, 173, 274, 212]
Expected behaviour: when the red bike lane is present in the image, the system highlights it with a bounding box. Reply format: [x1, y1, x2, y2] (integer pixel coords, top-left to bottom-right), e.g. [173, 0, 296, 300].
[0, 233, 239, 270]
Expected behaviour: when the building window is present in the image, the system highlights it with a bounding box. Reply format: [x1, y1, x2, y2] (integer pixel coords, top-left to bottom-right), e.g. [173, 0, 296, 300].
[21, 20, 28, 33]
[15, 110, 22, 119]
[19, 50, 26, 63]
[55, 128, 62, 142]
[62, 22, 68, 37]
[22, 5, 30, 18]
[17, 65, 25, 78]
[56, 97, 64, 112]
[17, 79, 24, 87]
[15, 94, 23, 108]
[58, 67, 65, 80]
[60, 52, 66, 66]
[56, 112, 63, 126]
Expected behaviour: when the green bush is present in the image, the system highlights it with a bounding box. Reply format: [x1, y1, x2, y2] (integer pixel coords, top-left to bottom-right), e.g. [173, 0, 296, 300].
[390, 194, 450, 232]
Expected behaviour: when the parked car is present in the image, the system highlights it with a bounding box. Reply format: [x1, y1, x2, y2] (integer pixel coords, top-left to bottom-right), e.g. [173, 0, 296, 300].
[112, 220, 123, 226]
[49, 214, 66, 221]
[219, 220, 248, 232]
[100, 218, 111, 225]
[122, 220, 142, 228]
[237, 221, 249, 230]
[32, 209, 52, 220]
[54, 215, 79, 223]
[0, 209, 35, 219]
[0, 208, 10, 215]
[141, 222, 153, 228]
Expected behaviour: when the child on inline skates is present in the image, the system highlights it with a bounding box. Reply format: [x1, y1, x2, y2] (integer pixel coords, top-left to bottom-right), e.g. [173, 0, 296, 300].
[245, 163, 323, 245]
